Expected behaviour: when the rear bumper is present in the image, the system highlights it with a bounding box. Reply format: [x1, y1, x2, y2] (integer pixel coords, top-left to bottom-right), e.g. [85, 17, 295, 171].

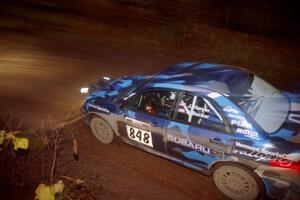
[256, 165, 300, 199]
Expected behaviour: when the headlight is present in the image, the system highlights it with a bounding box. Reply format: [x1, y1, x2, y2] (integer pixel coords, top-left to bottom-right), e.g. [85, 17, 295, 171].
[80, 87, 89, 94]
[103, 76, 111, 81]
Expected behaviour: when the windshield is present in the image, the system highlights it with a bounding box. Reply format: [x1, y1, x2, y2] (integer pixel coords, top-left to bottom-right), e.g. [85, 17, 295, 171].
[234, 76, 289, 133]
[109, 76, 150, 102]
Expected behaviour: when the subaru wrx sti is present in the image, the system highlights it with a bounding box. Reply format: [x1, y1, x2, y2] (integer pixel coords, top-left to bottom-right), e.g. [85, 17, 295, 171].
[81, 62, 300, 200]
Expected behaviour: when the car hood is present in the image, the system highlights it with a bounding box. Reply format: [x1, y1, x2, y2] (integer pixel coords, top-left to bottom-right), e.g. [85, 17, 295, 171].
[271, 92, 300, 143]
[87, 75, 148, 101]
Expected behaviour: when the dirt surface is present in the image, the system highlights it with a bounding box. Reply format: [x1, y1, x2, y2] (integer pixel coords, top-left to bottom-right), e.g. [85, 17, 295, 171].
[0, 1, 299, 199]
[58, 121, 228, 200]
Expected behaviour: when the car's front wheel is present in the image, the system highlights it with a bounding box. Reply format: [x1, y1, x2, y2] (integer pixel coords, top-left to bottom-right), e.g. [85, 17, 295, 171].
[90, 117, 114, 144]
[212, 164, 264, 200]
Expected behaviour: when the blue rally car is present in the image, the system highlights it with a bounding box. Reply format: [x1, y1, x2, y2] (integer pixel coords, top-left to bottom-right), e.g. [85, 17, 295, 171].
[81, 62, 300, 200]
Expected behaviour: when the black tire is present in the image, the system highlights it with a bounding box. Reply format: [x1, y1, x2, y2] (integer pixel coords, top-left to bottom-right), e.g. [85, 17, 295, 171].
[89, 117, 114, 144]
[212, 163, 264, 200]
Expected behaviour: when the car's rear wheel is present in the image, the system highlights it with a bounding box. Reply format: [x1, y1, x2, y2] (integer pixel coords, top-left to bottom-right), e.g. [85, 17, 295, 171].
[90, 117, 114, 144]
[213, 164, 264, 200]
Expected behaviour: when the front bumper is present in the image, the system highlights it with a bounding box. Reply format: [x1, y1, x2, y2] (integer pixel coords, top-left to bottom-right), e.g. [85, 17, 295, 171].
[81, 106, 89, 126]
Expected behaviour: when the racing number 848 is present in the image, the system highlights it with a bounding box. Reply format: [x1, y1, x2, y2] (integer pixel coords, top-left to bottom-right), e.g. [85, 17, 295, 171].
[126, 125, 153, 147]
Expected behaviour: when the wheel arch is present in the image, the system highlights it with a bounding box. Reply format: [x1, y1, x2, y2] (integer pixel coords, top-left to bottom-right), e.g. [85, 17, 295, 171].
[87, 112, 120, 136]
[209, 160, 266, 199]
[209, 160, 257, 175]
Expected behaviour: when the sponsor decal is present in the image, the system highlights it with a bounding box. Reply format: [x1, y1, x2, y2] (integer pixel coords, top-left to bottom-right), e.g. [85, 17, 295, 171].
[194, 105, 210, 113]
[227, 113, 244, 120]
[285, 152, 300, 162]
[192, 111, 209, 119]
[88, 103, 110, 113]
[231, 119, 252, 129]
[236, 128, 259, 139]
[234, 141, 287, 161]
[167, 135, 224, 158]
[178, 101, 210, 120]
[223, 106, 239, 114]
[125, 117, 150, 131]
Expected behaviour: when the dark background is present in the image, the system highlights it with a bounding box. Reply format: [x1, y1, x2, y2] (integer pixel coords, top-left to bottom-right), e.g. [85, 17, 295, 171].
[3, 0, 299, 37]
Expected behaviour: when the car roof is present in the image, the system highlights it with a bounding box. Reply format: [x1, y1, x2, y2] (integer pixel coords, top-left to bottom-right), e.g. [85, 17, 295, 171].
[146, 62, 254, 96]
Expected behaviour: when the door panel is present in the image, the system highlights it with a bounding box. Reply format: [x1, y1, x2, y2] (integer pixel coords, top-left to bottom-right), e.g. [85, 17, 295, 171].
[166, 121, 235, 169]
[122, 110, 168, 153]
[166, 92, 235, 169]
[117, 89, 177, 153]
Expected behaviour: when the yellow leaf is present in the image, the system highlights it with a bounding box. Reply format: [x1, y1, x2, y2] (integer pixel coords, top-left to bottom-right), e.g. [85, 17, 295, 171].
[13, 137, 29, 150]
[35, 184, 54, 200]
[35, 180, 65, 200]
[0, 130, 29, 151]
[51, 180, 65, 194]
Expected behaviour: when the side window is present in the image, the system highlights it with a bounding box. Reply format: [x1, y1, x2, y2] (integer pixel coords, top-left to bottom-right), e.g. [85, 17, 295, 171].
[176, 93, 195, 122]
[126, 90, 176, 118]
[125, 94, 142, 110]
[139, 90, 176, 118]
[175, 93, 225, 132]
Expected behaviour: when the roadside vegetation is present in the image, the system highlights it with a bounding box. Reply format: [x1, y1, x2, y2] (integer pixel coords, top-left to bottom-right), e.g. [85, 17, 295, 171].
[0, 112, 99, 200]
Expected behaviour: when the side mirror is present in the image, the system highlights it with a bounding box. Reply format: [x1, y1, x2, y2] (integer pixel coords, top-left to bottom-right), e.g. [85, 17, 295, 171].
[118, 98, 126, 109]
